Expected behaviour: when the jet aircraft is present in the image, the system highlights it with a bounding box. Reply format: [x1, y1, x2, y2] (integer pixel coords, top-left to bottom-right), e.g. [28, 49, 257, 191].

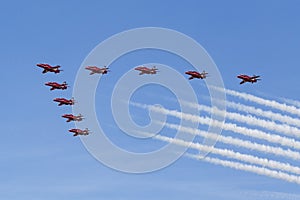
[45, 81, 68, 90]
[85, 66, 109, 75]
[237, 74, 261, 84]
[185, 70, 208, 80]
[37, 63, 62, 74]
[135, 66, 158, 75]
[53, 97, 75, 106]
[68, 128, 90, 136]
[62, 114, 83, 122]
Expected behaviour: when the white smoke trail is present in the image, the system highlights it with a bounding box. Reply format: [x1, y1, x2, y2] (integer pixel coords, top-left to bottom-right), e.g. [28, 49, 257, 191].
[138, 130, 300, 183]
[132, 103, 300, 150]
[159, 122, 300, 160]
[150, 133, 300, 175]
[282, 98, 300, 109]
[173, 97, 300, 128]
[213, 87, 300, 117]
[187, 154, 300, 185]
[225, 101, 300, 128]
[183, 102, 300, 137]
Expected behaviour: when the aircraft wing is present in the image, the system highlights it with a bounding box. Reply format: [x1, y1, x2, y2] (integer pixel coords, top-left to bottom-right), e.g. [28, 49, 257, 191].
[251, 75, 260, 79]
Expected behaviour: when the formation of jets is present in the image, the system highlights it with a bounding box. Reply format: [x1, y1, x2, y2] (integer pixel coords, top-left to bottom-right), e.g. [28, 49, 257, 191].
[133, 66, 261, 85]
[37, 63, 112, 137]
[37, 62, 261, 137]
[36, 63, 90, 137]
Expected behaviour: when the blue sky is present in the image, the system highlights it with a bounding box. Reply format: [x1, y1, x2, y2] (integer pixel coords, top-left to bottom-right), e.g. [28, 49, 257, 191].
[1, 0, 300, 199]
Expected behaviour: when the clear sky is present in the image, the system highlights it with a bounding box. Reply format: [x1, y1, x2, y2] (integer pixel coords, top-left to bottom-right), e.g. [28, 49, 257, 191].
[1, 0, 300, 199]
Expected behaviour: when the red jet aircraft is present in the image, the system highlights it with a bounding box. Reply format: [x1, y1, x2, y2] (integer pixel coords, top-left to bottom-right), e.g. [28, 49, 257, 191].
[45, 81, 68, 90]
[62, 114, 83, 122]
[53, 97, 75, 106]
[36, 63, 62, 74]
[135, 66, 158, 75]
[85, 66, 109, 75]
[185, 70, 208, 80]
[237, 74, 261, 84]
[68, 128, 90, 136]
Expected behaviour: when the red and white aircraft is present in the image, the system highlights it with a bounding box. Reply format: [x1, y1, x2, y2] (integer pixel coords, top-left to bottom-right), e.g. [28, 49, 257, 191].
[237, 74, 261, 84]
[85, 66, 109, 75]
[53, 97, 75, 106]
[37, 63, 62, 74]
[185, 70, 208, 80]
[45, 81, 68, 90]
[68, 128, 90, 136]
[135, 66, 158, 75]
[62, 114, 83, 122]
